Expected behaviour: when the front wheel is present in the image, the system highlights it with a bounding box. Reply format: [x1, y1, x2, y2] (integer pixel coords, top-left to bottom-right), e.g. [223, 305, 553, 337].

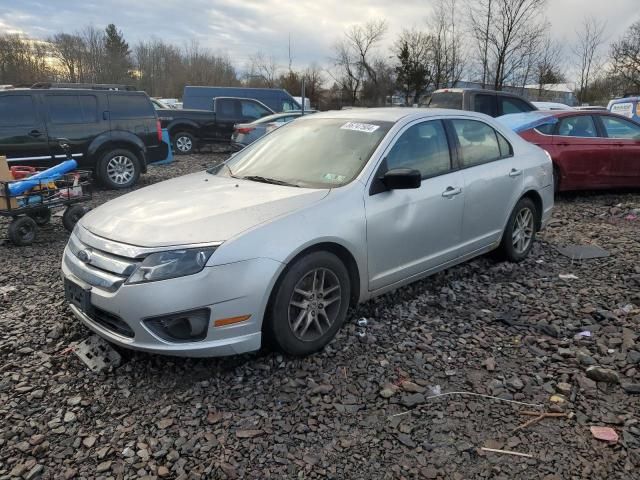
[8, 216, 38, 246]
[62, 205, 86, 232]
[98, 149, 140, 189]
[499, 197, 537, 262]
[266, 251, 351, 356]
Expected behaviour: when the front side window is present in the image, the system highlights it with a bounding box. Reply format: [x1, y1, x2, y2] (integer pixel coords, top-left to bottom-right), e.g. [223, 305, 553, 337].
[0, 95, 35, 126]
[385, 120, 451, 178]
[241, 100, 271, 120]
[451, 119, 502, 167]
[210, 118, 392, 188]
[557, 115, 597, 137]
[216, 98, 239, 117]
[500, 97, 534, 114]
[601, 116, 640, 139]
[47, 95, 93, 124]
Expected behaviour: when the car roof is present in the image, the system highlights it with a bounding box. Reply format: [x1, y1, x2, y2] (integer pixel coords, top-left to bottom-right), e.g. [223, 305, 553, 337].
[306, 107, 494, 123]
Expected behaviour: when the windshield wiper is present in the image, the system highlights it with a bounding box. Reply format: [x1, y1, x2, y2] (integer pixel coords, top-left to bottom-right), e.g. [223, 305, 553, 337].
[241, 175, 300, 187]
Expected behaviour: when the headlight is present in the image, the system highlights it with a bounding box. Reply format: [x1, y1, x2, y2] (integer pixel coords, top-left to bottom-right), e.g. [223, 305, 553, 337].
[127, 248, 216, 284]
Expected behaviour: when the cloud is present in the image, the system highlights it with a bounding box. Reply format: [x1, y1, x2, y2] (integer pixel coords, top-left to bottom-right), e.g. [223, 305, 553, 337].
[1, 0, 638, 74]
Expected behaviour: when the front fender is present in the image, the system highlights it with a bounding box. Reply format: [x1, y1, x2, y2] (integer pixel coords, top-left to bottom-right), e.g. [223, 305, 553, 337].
[88, 131, 147, 166]
[166, 119, 200, 133]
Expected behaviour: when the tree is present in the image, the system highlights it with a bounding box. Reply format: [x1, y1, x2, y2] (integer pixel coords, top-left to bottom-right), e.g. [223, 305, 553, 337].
[104, 23, 131, 83]
[394, 29, 433, 105]
[50, 33, 87, 82]
[0, 34, 53, 85]
[610, 20, 640, 94]
[535, 35, 565, 89]
[469, 0, 493, 88]
[429, 0, 464, 89]
[572, 16, 606, 104]
[246, 52, 279, 87]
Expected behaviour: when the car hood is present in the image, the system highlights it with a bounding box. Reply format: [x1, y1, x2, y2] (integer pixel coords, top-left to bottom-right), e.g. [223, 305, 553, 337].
[80, 171, 329, 247]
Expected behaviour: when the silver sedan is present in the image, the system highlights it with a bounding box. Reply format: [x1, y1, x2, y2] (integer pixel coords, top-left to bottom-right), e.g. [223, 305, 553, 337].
[61, 108, 554, 357]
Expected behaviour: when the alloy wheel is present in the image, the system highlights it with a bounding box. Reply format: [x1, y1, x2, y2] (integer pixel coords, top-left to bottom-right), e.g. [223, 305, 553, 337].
[512, 207, 534, 254]
[106, 155, 135, 185]
[288, 267, 342, 342]
[176, 136, 192, 153]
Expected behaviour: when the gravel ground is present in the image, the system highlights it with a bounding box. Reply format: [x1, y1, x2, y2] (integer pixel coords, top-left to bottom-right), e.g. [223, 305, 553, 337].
[1, 153, 639, 480]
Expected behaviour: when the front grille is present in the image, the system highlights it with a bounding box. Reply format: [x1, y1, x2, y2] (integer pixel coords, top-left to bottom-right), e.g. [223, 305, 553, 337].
[89, 307, 135, 338]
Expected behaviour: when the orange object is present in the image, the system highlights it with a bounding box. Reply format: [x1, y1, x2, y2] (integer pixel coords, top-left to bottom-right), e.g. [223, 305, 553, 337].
[213, 315, 251, 327]
[590, 426, 618, 442]
[10, 166, 37, 180]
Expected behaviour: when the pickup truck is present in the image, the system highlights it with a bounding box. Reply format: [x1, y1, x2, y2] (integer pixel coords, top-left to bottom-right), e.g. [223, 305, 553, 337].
[154, 96, 274, 154]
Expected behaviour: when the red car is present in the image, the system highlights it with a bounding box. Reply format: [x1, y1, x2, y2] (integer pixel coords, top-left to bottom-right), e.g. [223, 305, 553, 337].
[519, 111, 640, 191]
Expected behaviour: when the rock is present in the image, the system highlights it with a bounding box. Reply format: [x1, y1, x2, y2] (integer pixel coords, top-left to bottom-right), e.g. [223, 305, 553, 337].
[556, 382, 572, 396]
[29, 434, 46, 446]
[24, 464, 43, 480]
[577, 373, 597, 391]
[67, 396, 82, 406]
[550, 394, 567, 404]
[622, 384, 640, 395]
[379, 384, 398, 398]
[557, 347, 573, 357]
[9, 464, 27, 477]
[401, 393, 425, 408]
[628, 350, 640, 364]
[157, 466, 170, 478]
[82, 436, 96, 448]
[63, 468, 77, 479]
[206, 411, 222, 424]
[400, 380, 425, 393]
[506, 376, 524, 391]
[156, 418, 174, 429]
[484, 357, 496, 371]
[96, 461, 112, 473]
[577, 351, 596, 366]
[63, 411, 76, 423]
[235, 429, 263, 438]
[586, 366, 619, 384]
[397, 433, 416, 448]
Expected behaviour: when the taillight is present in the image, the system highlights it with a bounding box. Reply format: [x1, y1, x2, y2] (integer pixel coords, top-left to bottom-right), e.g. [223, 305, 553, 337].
[236, 127, 254, 135]
[156, 119, 162, 142]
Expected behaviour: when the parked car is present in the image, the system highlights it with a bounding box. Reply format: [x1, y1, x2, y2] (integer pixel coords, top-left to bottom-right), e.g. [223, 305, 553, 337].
[607, 96, 640, 122]
[532, 101, 574, 111]
[154, 97, 274, 154]
[62, 108, 553, 357]
[183, 86, 301, 113]
[0, 84, 165, 189]
[518, 110, 640, 191]
[426, 88, 537, 117]
[231, 111, 315, 148]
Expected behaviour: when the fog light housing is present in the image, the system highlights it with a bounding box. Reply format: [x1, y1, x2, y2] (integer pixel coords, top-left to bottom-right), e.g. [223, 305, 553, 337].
[144, 308, 210, 342]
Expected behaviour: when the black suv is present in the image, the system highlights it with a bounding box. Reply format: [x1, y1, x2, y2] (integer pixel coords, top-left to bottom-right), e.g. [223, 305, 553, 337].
[427, 88, 537, 117]
[0, 83, 166, 189]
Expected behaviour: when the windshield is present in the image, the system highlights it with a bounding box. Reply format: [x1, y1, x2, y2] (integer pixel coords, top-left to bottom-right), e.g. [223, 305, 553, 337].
[428, 92, 463, 109]
[210, 118, 392, 188]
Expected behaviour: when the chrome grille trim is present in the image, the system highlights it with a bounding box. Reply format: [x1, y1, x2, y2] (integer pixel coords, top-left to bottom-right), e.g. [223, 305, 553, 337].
[64, 249, 126, 291]
[68, 233, 138, 276]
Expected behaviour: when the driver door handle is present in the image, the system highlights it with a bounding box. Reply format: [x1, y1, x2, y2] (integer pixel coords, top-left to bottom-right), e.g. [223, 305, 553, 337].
[442, 186, 462, 198]
[509, 168, 523, 177]
[28, 129, 43, 137]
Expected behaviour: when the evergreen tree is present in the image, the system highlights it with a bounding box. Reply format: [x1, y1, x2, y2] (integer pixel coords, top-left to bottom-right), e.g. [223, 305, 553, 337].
[104, 24, 131, 83]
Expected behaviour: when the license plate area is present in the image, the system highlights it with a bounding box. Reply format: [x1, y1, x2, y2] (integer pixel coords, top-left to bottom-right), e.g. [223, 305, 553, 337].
[64, 278, 92, 313]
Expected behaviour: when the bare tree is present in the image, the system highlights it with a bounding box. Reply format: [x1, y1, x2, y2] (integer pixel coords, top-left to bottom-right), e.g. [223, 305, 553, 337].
[533, 35, 565, 97]
[572, 16, 606, 103]
[469, 0, 493, 88]
[0, 34, 53, 85]
[429, 0, 464, 89]
[49, 33, 87, 82]
[247, 52, 280, 87]
[610, 20, 640, 93]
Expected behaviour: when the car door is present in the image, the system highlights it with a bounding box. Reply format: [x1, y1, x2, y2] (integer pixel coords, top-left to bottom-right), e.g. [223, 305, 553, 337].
[43, 93, 105, 166]
[214, 98, 241, 140]
[448, 118, 524, 254]
[597, 114, 640, 186]
[552, 114, 610, 189]
[0, 93, 51, 166]
[365, 119, 465, 291]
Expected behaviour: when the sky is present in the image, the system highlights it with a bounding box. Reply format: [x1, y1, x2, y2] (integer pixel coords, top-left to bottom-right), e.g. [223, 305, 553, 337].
[0, 0, 638, 74]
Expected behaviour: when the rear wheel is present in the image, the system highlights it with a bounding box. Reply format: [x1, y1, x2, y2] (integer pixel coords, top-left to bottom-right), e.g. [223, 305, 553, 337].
[173, 132, 195, 155]
[266, 251, 351, 356]
[62, 205, 86, 232]
[553, 166, 560, 193]
[8, 216, 38, 246]
[98, 149, 140, 189]
[499, 197, 537, 262]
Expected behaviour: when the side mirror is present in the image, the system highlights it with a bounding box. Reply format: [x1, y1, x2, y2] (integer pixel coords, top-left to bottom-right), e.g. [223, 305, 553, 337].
[382, 168, 421, 190]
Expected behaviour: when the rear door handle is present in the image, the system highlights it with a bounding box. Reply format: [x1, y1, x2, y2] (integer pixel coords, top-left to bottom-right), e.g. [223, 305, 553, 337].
[28, 130, 43, 137]
[442, 186, 462, 198]
[103, 111, 109, 120]
[509, 168, 523, 177]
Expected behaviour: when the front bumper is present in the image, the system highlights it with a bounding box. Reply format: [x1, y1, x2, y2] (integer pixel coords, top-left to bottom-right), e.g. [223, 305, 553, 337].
[62, 248, 282, 357]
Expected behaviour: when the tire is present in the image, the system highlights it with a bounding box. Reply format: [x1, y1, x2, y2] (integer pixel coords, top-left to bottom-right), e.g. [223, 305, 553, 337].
[499, 197, 537, 262]
[62, 205, 86, 232]
[97, 149, 140, 189]
[27, 207, 51, 226]
[553, 166, 560, 193]
[173, 131, 195, 155]
[8, 216, 38, 246]
[266, 251, 351, 356]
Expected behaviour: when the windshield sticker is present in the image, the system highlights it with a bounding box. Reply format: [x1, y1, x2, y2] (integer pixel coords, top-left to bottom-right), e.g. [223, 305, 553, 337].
[323, 173, 346, 183]
[340, 122, 380, 133]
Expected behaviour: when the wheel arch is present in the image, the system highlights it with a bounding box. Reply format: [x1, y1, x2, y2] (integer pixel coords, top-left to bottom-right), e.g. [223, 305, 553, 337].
[520, 189, 543, 231]
[90, 137, 147, 173]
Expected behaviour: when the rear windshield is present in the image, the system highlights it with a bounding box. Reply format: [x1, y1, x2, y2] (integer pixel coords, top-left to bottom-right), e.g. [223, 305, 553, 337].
[428, 92, 463, 109]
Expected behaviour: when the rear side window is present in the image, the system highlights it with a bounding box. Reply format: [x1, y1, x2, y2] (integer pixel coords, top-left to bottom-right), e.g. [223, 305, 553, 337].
[557, 115, 597, 137]
[601, 116, 640, 139]
[428, 92, 463, 109]
[282, 99, 298, 111]
[475, 94, 497, 116]
[240, 100, 271, 120]
[535, 123, 555, 135]
[500, 97, 534, 115]
[47, 95, 98, 124]
[451, 119, 502, 167]
[0, 95, 35, 126]
[109, 94, 154, 119]
[386, 120, 451, 178]
[216, 98, 239, 117]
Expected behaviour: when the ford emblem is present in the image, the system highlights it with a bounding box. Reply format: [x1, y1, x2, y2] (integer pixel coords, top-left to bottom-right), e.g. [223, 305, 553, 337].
[77, 249, 92, 264]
